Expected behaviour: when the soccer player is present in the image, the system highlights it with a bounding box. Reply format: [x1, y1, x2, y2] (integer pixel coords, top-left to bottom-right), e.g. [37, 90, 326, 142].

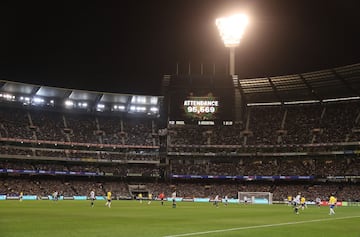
[293, 192, 301, 214]
[158, 192, 165, 206]
[53, 191, 58, 201]
[19, 192, 23, 202]
[171, 191, 177, 208]
[329, 194, 336, 215]
[138, 193, 143, 204]
[287, 195, 292, 206]
[244, 196, 249, 205]
[300, 196, 307, 210]
[147, 193, 152, 205]
[105, 191, 112, 208]
[89, 190, 95, 207]
[224, 195, 228, 206]
[315, 197, 321, 207]
[213, 195, 219, 208]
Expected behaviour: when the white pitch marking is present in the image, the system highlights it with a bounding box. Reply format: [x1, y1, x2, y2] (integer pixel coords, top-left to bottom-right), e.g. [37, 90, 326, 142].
[163, 215, 360, 237]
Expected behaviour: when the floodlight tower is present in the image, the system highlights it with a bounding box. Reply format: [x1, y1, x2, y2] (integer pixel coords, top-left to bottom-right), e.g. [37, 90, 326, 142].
[216, 14, 248, 76]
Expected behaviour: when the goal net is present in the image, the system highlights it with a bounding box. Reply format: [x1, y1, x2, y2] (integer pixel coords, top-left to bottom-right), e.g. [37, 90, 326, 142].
[238, 192, 273, 204]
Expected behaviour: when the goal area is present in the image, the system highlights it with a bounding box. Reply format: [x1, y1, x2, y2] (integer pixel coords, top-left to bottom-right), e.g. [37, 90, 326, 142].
[238, 192, 273, 204]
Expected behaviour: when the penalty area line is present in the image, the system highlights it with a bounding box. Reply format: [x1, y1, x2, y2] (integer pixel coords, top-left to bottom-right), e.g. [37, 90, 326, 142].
[163, 215, 360, 237]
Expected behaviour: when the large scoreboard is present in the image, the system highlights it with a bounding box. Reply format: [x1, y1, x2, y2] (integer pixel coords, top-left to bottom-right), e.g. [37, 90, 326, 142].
[167, 75, 234, 125]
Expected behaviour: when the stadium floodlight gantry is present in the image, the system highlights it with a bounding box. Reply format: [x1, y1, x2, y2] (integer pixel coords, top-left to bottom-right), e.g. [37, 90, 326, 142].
[216, 13, 248, 76]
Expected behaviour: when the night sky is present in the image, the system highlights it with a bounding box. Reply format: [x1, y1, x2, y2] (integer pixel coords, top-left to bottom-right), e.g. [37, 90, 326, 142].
[1, 0, 360, 95]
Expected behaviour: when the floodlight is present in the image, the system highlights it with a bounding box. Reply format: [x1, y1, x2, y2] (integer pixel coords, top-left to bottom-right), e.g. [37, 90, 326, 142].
[33, 97, 44, 104]
[96, 104, 105, 112]
[150, 107, 158, 112]
[113, 104, 126, 111]
[97, 104, 104, 108]
[216, 13, 248, 75]
[131, 96, 146, 104]
[216, 14, 248, 47]
[65, 100, 74, 107]
[78, 102, 88, 108]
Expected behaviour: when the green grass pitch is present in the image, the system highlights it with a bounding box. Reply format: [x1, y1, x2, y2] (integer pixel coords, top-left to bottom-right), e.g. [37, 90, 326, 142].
[0, 200, 359, 237]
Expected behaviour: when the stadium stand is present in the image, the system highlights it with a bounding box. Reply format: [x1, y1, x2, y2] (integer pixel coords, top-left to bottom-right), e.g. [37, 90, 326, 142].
[1, 63, 360, 202]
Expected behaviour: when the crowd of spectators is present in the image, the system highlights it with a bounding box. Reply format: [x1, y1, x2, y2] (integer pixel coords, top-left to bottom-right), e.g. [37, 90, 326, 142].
[0, 106, 159, 146]
[0, 145, 159, 161]
[0, 159, 160, 178]
[170, 156, 359, 177]
[1, 101, 360, 202]
[1, 153, 359, 179]
[1, 101, 360, 148]
[168, 101, 360, 149]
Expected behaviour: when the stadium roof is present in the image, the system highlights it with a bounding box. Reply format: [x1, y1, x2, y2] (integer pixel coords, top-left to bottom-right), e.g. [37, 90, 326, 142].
[237, 63, 360, 103]
[0, 80, 163, 114]
[1, 63, 360, 107]
[0, 80, 162, 104]
[163, 63, 360, 104]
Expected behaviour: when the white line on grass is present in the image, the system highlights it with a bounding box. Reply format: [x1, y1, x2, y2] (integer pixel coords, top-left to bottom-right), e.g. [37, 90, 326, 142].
[163, 215, 360, 237]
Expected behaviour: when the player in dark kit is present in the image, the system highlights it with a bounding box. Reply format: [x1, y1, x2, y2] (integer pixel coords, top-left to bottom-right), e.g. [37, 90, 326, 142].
[158, 192, 165, 206]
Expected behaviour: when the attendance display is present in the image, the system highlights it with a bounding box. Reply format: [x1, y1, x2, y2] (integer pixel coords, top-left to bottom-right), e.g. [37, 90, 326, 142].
[169, 89, 234, 124]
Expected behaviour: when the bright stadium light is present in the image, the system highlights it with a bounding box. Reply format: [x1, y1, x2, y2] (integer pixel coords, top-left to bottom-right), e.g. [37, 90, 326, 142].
[64, 100, 74, 108]
[216, 13, 248, 75]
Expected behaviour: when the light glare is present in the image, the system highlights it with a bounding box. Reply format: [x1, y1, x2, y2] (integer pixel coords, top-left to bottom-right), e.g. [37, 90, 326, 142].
[216, 14, 248, 47]
[65, 100, 74, 107]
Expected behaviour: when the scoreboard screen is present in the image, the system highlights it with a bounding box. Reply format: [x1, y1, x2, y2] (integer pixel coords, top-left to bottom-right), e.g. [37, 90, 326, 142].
[183, 94, 219, 120]
[169, 90, 233, 124]
[166, 75, 235, 125]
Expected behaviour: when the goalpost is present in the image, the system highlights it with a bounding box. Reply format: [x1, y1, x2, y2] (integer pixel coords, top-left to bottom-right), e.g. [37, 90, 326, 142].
[238, 192, 273, 204]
